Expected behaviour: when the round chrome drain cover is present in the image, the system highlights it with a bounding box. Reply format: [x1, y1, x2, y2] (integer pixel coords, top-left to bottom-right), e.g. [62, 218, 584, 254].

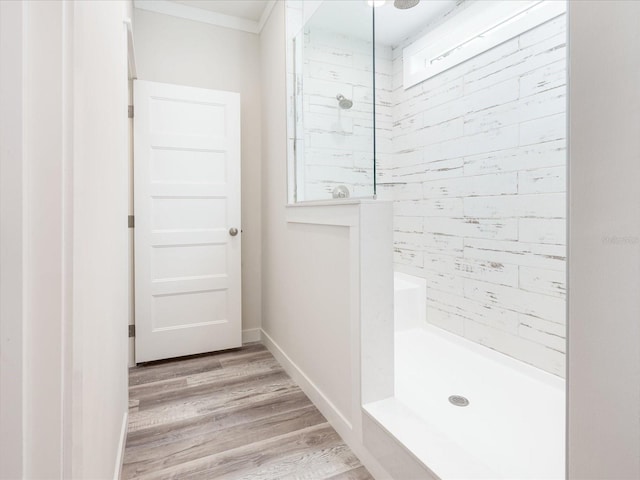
[448, 395, 470, 407]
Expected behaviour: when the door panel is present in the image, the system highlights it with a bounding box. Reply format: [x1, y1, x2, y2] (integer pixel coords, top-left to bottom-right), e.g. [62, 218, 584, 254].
[134, 80, 241, 363]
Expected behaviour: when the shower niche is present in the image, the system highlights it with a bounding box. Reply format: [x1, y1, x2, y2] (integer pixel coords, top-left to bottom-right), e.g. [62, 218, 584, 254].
[286, 0, 376, 203]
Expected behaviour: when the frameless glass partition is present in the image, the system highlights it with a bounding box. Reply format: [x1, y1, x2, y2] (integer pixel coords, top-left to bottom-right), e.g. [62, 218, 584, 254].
[286, 1, 375, 202]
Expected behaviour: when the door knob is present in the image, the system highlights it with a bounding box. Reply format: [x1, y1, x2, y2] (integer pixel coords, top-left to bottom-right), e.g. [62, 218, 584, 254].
[229, 227, 239, 236]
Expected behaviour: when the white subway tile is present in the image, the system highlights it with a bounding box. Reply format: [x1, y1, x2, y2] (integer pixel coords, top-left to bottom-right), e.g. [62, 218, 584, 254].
[520, 59, 566, 98]
[426, 307, 465, 336]
[463, 77, 520, 113]
[425, 216, 518, 241]
[304, 148, 355, 167]
[305, 113, 354, 134]
[520, 113, 566, 146]
[307, 131, 372, 151]
[307, 62, 372, 87]
[519, 218, 566, 245]
[423, 172, 518, 199]
[464, 238, 566, 271]
[464, 320, 565, 376]
[394, 248, 424, 268]
[518, 166, 566, 194]
[518, 313, 565, 338]
[305, 77, 354, 100]
[464, 86, 566, 136]
[395, 231, 423, 251]
[463, 193, 566, 219]
[457, 37, 520, 81]
[305, 165, 372, 185]
[423, 270, 465, 295]
[423, 233, 464, 255]
[394, 215, 424, 233]
[396, 118, 464, 152]
[519, 322, 566, 353]
[395, 198, 464, 217]
[464, 32, 566, 95]
[375, 183, 394, 200]
[354, 151, 376, 169]
[519, 15, 567, 49]
[519, 266, 566, 298]
[305, 44, 354, 68]
[456, 257, 520, 287]
[387, 182, 424, 201]
[464, 140, 566, 176]
[386, 158, 463, 184]
[422, 100, 464, 128]
[428, 290, 520, 334]
[464, 278, 565, 322]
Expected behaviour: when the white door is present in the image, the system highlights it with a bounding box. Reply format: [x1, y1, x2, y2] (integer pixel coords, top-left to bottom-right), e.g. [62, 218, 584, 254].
[134, 80, 241, 363]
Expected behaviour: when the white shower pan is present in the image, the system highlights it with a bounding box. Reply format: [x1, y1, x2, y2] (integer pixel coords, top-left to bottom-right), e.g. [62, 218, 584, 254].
[364, 272, 565, 479]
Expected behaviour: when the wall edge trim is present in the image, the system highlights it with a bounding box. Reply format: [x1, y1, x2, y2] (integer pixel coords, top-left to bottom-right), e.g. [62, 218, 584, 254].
[133, 0, 264, 34]
[113, 410, 128, 480]
[241, 328, 262, 344]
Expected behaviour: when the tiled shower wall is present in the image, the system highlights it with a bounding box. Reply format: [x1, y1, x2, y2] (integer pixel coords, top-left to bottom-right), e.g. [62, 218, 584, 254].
[378, 15, 567, 377]
[297, 28, 391, 200]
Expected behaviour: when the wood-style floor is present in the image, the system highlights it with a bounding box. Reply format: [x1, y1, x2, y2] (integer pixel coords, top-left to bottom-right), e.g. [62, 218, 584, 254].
[123, 343, 373, 480]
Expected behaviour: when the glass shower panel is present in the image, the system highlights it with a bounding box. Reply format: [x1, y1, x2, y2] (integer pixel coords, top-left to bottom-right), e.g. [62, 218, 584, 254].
[290, 1, 375, 202]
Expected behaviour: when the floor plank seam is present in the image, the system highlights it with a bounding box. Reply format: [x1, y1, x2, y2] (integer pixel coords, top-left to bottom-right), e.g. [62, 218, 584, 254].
[123, 344, 373, 480]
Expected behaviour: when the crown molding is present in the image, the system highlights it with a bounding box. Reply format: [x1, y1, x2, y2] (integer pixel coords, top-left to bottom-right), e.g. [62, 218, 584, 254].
[257, 1, 277, 34]
[134, 0, 277, 34]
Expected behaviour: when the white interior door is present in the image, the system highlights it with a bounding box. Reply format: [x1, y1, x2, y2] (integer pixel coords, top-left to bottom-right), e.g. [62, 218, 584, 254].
[134, 80, 241, 363]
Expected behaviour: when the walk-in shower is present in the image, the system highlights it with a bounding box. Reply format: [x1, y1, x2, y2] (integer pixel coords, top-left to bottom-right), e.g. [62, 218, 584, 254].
[374, 0, 567, 477]
[286, 0, 567, 478]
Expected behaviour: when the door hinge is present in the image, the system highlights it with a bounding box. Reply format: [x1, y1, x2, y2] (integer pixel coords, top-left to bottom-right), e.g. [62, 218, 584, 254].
[128, 215, 134, 228]
[128, 105, 134, 118]
[129, 324, 135, 338]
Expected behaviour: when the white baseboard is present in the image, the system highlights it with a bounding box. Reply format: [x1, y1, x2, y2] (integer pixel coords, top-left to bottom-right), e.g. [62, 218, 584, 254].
[259, 329, 391, 480]
[114, 410, 128, 480]
[242, 328, 262, 344]
[260, 328, 352, 431]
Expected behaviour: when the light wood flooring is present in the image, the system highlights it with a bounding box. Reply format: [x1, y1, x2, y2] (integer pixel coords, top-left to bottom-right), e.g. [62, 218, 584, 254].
[124, 343, 373, 480]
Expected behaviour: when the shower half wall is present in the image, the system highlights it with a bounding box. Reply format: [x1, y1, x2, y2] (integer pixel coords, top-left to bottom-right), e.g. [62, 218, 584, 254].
[377, 12, 567, 377]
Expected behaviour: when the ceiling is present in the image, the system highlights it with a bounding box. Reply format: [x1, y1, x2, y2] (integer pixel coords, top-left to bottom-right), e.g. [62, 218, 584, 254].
[306, 0, 460, 47]
[375, 0, 460, 46]
[139, 0, 460, 44]
[170, 0, 271, 22]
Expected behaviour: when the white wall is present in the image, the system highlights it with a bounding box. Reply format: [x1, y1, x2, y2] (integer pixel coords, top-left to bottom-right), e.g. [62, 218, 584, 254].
[0, 1, 26, 477]
[72, 1, 131, 477]
[22, 1, 68, 475]
[133, 9, 263, 338]
[0, 1, 130, 478]
[568, 1, 640, 478]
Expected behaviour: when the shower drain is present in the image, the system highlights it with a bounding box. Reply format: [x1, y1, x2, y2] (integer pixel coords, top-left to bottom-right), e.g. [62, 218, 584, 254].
[448, 395, 470, 407]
